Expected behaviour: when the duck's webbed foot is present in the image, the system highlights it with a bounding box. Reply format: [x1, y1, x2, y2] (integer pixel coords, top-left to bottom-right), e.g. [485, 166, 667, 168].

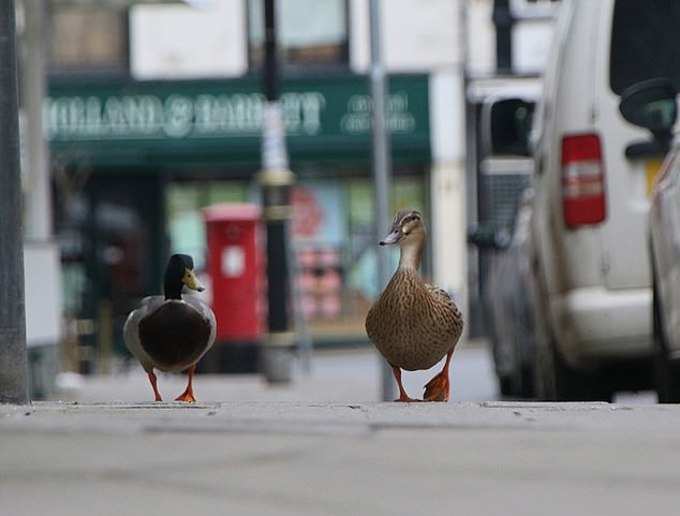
[395, 393, 422, 402]
[423, 372, 449, 402]
[175, 365, 197, 403]
[423, 350, 453, 402]
[175, 390, 196, 403]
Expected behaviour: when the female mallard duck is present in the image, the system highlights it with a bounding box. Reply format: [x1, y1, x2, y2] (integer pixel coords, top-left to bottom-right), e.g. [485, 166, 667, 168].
[124, 254, 216, 402]
[365, 209, 464, 402]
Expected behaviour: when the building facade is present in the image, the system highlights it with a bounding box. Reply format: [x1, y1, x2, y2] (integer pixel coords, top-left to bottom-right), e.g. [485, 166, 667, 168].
[46, 0, 475, 365]
[44, 0, 576, 370]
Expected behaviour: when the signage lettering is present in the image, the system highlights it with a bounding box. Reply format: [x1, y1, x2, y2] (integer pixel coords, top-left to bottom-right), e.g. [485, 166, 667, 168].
[46, 90, 417, 141]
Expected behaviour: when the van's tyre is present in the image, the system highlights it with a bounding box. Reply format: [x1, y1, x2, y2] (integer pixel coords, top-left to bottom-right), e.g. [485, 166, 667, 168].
[534, 338, 611, 401]
[520, 365, 535, 399]
[498, 375, 515, 397]
[653, 347, 680, 403]
[498, 369, 534, 399]
[652, 279, 680, 403]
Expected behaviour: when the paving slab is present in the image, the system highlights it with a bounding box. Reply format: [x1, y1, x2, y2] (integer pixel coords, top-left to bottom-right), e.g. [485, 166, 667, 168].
[2, 400, 680, 516]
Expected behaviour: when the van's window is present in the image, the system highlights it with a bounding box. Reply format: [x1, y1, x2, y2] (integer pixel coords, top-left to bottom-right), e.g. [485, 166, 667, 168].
[610, 0, 680, 95]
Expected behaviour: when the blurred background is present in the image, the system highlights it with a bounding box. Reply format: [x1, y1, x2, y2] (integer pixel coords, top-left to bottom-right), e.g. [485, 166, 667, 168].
[16, 0, 663, 404]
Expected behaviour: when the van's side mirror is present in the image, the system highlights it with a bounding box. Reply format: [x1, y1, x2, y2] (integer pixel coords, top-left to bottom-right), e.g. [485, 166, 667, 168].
[482, 98, 535, 157]
[619, 78, 677, 149]
[467, 224, 512, 251]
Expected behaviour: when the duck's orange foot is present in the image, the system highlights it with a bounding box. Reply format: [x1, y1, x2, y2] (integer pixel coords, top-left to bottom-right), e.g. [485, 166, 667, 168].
[394, 395, 422, 403]
[175, 391, 196, 403]
[423, 372, 450, 402]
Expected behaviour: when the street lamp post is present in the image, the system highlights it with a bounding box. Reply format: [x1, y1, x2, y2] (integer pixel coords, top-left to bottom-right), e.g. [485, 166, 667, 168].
[369, 0, 398, 401]
[0, 0, 30, 404]
[258, 0, 295, 383]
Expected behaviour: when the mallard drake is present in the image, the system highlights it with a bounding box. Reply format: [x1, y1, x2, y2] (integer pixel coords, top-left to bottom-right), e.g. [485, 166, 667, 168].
[124, 254, 216, 402]
[365, 209, 464, 402]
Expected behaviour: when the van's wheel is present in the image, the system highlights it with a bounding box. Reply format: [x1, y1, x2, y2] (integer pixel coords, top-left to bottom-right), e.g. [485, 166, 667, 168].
[498, 370, 534, 399]
[652, 277, 680, 403]
[519, 364, 535, 399]
[534, 336, 610, 401]
[496, 354, 532, 398]
[498, 375, 516, 397]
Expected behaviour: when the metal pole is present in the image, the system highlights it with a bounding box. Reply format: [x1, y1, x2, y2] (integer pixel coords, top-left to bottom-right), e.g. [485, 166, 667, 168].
[369, 0, 397, 401]
[493, 0, 514, 74]
[0, 0, 30, 404]
[23, 0, 51, 242]
[259, 0, 295, 383]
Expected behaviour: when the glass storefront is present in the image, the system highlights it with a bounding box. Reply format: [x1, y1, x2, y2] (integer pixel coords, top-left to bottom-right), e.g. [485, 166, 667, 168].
[49, 73, 432, 358]
[166, 174, 427, 339]
[166, 181, 250, 270]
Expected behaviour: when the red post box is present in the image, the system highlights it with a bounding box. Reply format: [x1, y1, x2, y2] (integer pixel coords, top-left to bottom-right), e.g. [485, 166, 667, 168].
[203, 203, 264, 343]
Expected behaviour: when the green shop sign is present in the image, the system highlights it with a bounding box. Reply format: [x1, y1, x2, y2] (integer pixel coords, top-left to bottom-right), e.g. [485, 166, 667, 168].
[47, 74, 430, 168]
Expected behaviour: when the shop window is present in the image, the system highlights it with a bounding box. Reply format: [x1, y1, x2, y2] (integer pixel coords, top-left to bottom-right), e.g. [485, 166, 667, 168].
[248, 0, 349, 71]
[48, 5, 129, 74]
[167, 182, 249, 271]
[166, 174, 426, 339]
[292, 176, 427, 337]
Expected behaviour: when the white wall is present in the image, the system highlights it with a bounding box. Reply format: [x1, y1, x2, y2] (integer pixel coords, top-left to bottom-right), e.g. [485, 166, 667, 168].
[464, 0, 556, 78]
[429, 69, 467, 320]
[350, 0, 462, 72]
[130, 0, 247, 79]
[465, 0, 496, 77]
[512, 18, 555, 75]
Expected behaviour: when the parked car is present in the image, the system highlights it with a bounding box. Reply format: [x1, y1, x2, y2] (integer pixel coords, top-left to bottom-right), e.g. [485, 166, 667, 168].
[468, 83, 538, 398]
[470, 187, 537, 398]
[618, 78, 680, 402]
[488, 0, 680, 400]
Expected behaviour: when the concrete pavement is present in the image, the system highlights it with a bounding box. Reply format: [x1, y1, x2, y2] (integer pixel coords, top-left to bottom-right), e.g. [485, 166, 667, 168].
[2, 400, 680, 516]
[1, 346, 674, 516]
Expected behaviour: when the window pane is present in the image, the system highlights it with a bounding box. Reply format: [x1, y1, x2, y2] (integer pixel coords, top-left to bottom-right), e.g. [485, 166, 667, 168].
[249, 0, 348, 68]
[50, 7, 127, 71]
[610, 0, 680, 95]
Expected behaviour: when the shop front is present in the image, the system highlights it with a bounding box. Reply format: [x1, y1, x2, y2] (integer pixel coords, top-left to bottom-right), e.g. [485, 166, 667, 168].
[48, 73, 431, 367]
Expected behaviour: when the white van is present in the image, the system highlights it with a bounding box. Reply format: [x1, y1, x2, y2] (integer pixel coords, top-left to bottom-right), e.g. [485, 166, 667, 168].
[522, 0, 680, 400]
[477, 0, 680, 400]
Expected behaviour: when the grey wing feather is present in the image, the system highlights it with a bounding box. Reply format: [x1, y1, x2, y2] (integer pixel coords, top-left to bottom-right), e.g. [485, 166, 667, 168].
[123, 296, 165, 371]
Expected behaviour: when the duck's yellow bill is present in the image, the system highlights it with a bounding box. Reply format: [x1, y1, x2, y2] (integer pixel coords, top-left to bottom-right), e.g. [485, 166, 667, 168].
[182, 269, 205, 292]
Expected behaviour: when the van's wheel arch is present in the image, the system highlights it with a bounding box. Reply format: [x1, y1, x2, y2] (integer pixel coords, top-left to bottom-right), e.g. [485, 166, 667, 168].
[531, 259, 611, 402]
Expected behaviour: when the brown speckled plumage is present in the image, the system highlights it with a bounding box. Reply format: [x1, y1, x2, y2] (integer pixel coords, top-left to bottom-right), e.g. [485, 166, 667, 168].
[365, 210, 464, 372]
